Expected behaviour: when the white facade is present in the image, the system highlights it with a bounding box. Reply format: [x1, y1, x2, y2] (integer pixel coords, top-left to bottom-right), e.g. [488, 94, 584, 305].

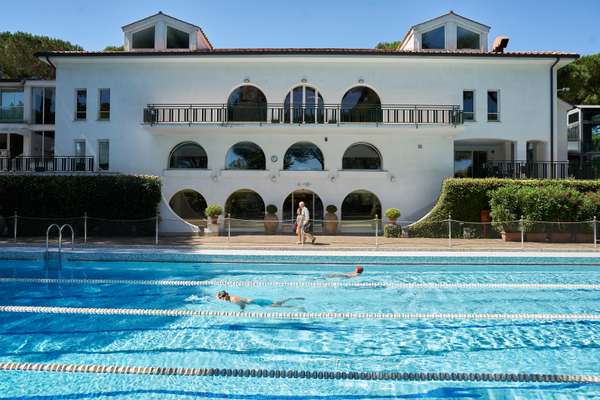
[38, 12, 578, 233]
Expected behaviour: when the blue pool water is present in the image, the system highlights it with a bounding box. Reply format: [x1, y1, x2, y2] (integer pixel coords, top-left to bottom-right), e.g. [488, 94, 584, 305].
[1, 253, 600, 398]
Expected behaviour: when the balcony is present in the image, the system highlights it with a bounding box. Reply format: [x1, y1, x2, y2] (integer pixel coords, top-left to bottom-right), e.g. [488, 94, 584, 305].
[0, 156, 95, 173]
[143, 104, 463, 127]
[0, 106, 24, 123]
[477, 160, 600, 180]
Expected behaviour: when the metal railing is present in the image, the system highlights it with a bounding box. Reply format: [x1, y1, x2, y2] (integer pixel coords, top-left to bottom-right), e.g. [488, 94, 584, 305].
[567, 126, 580, 141]
[0, 156, 95, 172]
[480, 160, 571, 179]
[143, 104, 463, 126]
[0, 105, 24, 123]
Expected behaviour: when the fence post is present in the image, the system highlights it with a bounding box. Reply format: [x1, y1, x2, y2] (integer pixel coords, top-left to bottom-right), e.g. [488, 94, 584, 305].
[520, 215, 525, 249]
[84, 212, 88, 244]
[227, 213, 231, 242]
[13, 211, 17, 243]
[448, 214, 452, 248]
[375, 214, 379, 249]
[155, 212, 159, 246]
[594, 216, 597, 249]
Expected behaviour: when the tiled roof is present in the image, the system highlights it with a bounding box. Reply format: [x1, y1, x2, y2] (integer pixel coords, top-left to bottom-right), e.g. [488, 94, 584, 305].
[36, 48, 579, 58]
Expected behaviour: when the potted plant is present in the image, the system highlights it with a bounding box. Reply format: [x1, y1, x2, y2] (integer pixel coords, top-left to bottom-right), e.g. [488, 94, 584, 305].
[385, 208, 401, 225]
[204, 204, 223, 225]
[264, 204, 279, 234]
[323, 204, 338, 235]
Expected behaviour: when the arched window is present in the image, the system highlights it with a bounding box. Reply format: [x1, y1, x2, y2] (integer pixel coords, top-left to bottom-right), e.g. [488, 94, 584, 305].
[342, 143, 382, 170]
[283, 142, 324, 171]
[169, 189, 208, 225]
[341, 190, 382, 220]
[225, 189, 265, 220]
[225, 142, 266, 170]
[340, 86, 382, 123]
[227, 85, 267, 122]
[284, 85, 324, 123]
[169, 142, 207, 169]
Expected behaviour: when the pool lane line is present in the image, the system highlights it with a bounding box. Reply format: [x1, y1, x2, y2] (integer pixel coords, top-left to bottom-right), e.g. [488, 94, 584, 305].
[0, 361, 599, 383]
[2, 305, 600, 321]
[2, 277, 600, 290]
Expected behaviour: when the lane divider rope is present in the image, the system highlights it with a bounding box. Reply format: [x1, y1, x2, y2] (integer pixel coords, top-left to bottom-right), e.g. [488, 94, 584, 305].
[0, 361, 598, 383]
[2, 305, 600, 321]
[2, 277, 599, 290]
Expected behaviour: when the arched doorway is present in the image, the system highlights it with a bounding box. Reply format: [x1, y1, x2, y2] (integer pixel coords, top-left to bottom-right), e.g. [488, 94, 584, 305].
[340, 86, 382, 123]
[225, 189, 265, 220]
[169, 189, 208, 226]
[282, 189, 324, 229]
[227, 85, 267, 122]
[341, 190, 381, 220]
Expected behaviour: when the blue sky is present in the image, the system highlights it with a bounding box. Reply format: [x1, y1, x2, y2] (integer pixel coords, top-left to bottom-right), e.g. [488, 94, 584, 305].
[1, 0, 598, 55]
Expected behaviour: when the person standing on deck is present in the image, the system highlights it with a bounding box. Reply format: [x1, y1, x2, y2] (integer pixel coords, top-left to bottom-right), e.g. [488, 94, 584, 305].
[299, 201, 316, 244]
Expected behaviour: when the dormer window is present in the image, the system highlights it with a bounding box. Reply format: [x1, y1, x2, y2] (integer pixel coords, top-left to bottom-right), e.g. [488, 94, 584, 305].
[132, 26, 155, 49]
[167, 26, 189, 49]
[421, 26, 445, 49]
[457, 26, 480, 49]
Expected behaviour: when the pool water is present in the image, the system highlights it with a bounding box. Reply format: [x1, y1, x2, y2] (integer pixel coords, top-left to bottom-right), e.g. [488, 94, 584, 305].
[1, 254, 600, 399]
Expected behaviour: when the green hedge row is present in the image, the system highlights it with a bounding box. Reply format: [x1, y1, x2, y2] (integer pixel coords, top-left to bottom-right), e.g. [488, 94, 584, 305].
[407, 178, 600, 237]
[0, 175, 161, 219]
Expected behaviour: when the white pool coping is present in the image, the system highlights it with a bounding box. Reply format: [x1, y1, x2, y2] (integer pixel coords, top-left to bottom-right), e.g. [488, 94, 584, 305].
[0, 245, 599, 259]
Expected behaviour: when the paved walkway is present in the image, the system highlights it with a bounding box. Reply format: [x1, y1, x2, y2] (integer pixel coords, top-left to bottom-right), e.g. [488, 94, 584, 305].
[1, 235, 598, 252]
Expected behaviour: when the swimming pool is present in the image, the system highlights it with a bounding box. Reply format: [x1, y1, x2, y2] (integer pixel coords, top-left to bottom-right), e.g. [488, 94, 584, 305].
[1, 251, 600, 398]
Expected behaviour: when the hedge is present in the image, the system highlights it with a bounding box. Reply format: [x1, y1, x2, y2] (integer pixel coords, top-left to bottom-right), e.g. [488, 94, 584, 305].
[0, 175, 161, 236]
[407, 178, 600, 237]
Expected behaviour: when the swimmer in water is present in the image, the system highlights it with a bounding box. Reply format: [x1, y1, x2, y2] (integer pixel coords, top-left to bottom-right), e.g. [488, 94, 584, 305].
[326, 266, 364, 278]
[216, 290, 306, 311]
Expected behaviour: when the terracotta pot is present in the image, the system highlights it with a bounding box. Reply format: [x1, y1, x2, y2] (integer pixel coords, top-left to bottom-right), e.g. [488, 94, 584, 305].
[576, 233, 594, 243]
[548, 232, 572, 243]
[501, 231, 521, 242]
[264, 214, 279, 234]
[323, 213, 338, 235]
[387, 217, 398, 225]
[526, 232, 547, 242]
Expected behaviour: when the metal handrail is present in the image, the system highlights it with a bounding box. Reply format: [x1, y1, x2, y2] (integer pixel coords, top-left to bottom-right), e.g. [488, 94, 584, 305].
[46, 223, 75, 252]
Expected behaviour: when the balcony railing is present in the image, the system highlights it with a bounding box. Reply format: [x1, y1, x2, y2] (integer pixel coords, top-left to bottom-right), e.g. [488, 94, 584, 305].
[480, 160, 582, 179]
[0, 156, 95, 173]
[567, 126, 580, 142]
[0, 105, 24, 123]
[143, 104, 463, 126]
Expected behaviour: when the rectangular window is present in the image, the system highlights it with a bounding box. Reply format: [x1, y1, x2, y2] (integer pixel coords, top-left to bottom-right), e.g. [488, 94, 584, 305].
[32, 87, 55, 124]
[463, 91, 474, 121]
[75, 89, 87, 120]
[487, 91, 499, 121]
[98, 140, 109, 171]
[98, 89, 110, 120]
[74, 139, 87, 171]
[421, 26, 445, 49]
[568, 112, 579, 124]
[74, 140, 86, 156]
[457, 26, 480, 49]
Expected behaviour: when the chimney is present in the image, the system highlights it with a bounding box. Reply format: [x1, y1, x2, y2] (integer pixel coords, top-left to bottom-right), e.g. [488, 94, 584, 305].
[492, 36, 510, 53]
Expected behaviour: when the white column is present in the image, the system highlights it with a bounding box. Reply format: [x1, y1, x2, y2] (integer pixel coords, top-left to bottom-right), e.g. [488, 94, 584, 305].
[514, 141, 527, 161]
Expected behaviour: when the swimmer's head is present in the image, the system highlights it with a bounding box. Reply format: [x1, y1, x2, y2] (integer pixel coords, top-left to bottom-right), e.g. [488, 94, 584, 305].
[217, 290, 229, 300]
[355, 266, 364, 274]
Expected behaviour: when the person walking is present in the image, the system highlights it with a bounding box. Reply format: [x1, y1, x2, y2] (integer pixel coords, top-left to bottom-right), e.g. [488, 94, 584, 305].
[299, 201, 316, 244]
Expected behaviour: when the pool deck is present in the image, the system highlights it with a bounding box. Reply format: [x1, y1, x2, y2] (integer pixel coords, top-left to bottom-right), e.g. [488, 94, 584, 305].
[0, 235, 598, 253]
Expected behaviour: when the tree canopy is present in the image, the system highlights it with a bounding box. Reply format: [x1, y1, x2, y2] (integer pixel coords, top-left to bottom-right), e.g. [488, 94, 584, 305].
[103, 45, 124, 52]
[0, 31, 83, 80]
[375, 41, 400, 50]
[558, 53, 600, 105]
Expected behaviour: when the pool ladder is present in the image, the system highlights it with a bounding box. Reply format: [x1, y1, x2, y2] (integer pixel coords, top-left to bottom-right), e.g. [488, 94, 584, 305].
[45, 224, 74, 271]
[46, 224, 75, 252]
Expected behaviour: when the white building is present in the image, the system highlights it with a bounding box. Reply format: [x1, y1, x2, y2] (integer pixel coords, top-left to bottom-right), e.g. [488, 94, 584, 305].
[33, 11, 578, 233]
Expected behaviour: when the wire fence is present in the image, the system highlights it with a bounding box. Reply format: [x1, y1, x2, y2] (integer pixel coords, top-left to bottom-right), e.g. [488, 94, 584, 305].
[0, 212, 598, 248]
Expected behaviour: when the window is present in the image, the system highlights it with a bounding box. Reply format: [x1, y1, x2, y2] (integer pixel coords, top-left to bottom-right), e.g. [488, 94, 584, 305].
[75, 89, 87, 120]
[32, 87, 55, 124]
[341, 190, 382, 220]
[283, 142, 324, 171]
[74, 140, 86, 156]
[487, 91, 499, 121]
[340, 86, 382, 123]
[169, 190, 207, 226]
[0, 89, 24, 122]
[167, 26, 189, 49]
[421, 26, 445, 49]
[169, 142, 207, 169]
[98, 89, 110, 120]
[227, 85, 267, 122]
[284, 85, 324, 123]
[342, 143, 382, 170]
[98, 140, 109, 171]
[463, 91, 474, 121]
[132, 26, 155, 49]
[31, 131, 54, 158]
[225, 189, 265, 220]
[74, 139, 86, 171]
[568, 112, 579, 124]
[225, 142, 266, 170]
[457, 26, 480, 49]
